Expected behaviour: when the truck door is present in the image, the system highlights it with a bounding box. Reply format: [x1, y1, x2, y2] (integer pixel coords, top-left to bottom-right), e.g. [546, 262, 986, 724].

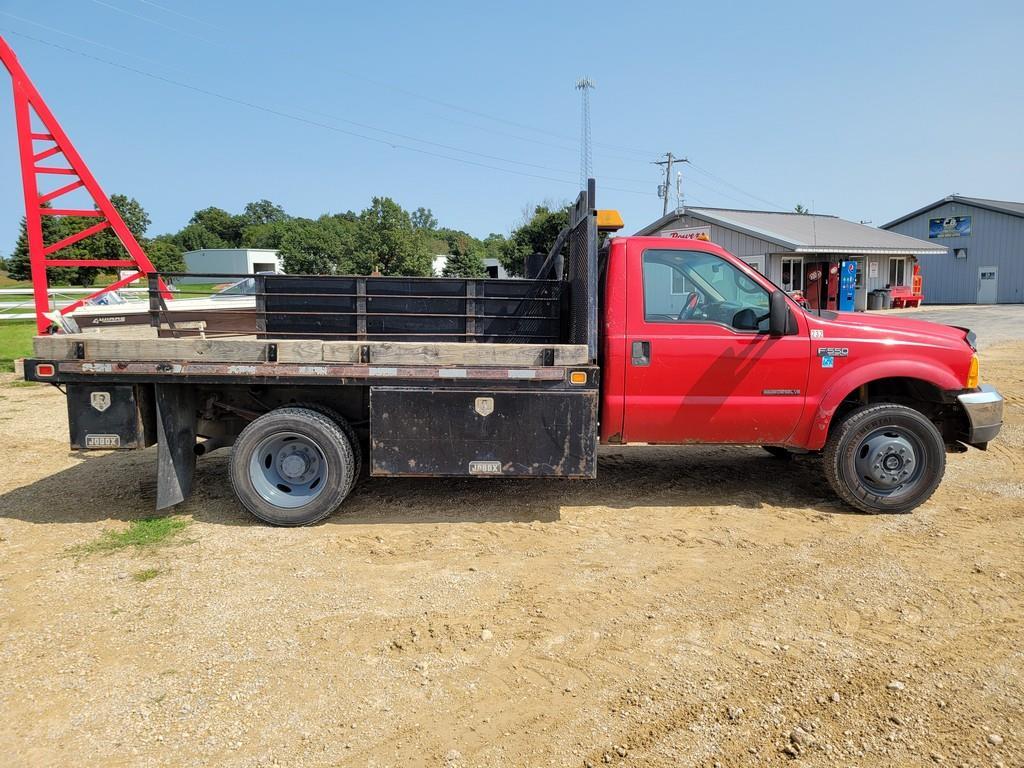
[623, 245, 810, 444]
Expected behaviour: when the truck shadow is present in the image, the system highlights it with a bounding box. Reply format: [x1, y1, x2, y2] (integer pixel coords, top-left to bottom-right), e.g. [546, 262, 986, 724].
[0, 444, 853, 527]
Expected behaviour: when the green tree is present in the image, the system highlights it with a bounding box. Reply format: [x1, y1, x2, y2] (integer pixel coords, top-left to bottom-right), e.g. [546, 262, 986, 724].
[5, 196, 153, 286]
[171, 222, 230, 251]
[241, 220, 290, 250]
[188, 207, 245, 246]
[794, 203, 809, 214]
[500, 203, 570, 277]
[242, 199, 289, 227]
[6, 208, 74, 283]
[411, 207, 438, 231]
[278, 217, 355, 275]
[57, 194, 152, 286]
[442, 244, 487, 277]
[144, 237, 186, 273]
[350, 197, 433, 276]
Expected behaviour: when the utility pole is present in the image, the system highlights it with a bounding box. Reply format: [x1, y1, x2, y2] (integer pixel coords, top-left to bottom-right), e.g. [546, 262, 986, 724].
[653, 152, 687, 216]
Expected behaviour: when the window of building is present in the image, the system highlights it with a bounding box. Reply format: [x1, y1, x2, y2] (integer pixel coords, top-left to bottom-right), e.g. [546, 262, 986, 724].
[781, 256, 803, 291]
[888, 257, 907, 286]
[643, 249, 770, 331]
[670, 269, 692, 295]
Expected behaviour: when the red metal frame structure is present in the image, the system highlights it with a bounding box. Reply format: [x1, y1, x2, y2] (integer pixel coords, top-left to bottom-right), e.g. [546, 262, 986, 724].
[0, 35, 168, 333]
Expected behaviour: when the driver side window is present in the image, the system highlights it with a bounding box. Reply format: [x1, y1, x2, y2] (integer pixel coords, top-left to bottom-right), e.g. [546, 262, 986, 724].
[642, 249, 771, 331]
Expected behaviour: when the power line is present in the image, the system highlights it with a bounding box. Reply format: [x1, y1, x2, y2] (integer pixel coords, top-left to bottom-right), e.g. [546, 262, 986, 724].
[0, 29, 659, 201]
[87, 0, 218, 46]
[0, 10, 188, 73]
[101, 0, 658, 157]
[686, 161, 785, 210]
[133, 0, 229, 32]
[1, 19, 774, 211]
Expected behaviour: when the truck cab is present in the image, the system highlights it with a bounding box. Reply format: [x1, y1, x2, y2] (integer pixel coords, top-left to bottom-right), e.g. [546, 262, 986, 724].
[599, 234, 1003, 513]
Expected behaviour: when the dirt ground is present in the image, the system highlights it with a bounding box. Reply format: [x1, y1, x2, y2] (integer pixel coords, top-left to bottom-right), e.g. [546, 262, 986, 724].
[1, 345, 1021, 768]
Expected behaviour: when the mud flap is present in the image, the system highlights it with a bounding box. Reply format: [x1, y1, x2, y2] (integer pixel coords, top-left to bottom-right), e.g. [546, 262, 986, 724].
[155, 384, 197, 510]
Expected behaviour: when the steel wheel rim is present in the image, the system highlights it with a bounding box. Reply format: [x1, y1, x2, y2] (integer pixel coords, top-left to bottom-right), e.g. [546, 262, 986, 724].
[854, 426, 925, 497]
[248, 431, 328, 509]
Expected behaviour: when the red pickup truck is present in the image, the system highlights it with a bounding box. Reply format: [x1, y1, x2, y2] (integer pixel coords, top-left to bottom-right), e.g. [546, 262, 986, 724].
[24, 183, 1004, 525]
[598, 234, 1002, 513]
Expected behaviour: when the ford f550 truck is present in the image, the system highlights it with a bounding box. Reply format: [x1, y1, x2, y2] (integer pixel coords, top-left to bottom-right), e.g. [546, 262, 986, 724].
[23, 181, 1004, 525]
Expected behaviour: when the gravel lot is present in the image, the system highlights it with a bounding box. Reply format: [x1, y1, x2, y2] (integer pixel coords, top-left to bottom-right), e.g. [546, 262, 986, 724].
[1, 329, 1021, 767]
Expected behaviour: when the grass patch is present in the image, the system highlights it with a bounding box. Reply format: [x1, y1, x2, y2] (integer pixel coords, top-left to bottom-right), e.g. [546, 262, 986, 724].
[0, 321, 36, 372]
[72, 517, 190, 555]
[132, 567, 162, 582]
[6, 379, 38, 388]
[167, 281, 234, 297]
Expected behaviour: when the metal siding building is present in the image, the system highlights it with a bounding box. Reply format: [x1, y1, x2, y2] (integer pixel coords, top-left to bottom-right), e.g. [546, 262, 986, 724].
[181, 248, 282, 283]
[882, 196, 1024, 304]
[636, 208, 944, 310]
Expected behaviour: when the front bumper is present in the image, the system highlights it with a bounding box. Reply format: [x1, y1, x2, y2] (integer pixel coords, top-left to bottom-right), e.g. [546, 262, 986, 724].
[957, 384, 1004, 444]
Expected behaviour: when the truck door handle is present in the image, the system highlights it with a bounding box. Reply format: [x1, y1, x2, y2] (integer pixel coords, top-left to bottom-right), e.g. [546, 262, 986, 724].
[631, 340, 650, 366]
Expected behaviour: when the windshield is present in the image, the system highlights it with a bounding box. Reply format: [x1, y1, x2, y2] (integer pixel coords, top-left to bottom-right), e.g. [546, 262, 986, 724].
[212, 278, 256, 298]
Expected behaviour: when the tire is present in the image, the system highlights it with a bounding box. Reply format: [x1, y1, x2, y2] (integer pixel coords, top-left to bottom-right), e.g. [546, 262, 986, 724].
[762, 446, 792, 459]
[288, 401, 362, 488]
[229, 407, 355, 526]
[823, 403, 945, 514]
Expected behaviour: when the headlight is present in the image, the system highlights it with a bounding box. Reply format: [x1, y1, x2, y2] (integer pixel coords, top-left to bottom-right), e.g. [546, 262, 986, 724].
[966, 355, 980, 389]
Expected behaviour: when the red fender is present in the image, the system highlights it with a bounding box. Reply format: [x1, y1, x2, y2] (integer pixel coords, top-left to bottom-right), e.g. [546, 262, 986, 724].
[798, 358, 964, 450]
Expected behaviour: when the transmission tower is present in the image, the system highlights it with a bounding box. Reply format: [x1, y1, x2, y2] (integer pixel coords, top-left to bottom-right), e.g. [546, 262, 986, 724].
[575, 77, 595, 189]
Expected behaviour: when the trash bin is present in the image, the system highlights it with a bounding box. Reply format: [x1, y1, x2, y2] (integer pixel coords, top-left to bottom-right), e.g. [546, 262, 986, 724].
[878, 289, 893, 309]
[867, 291, 885, 311]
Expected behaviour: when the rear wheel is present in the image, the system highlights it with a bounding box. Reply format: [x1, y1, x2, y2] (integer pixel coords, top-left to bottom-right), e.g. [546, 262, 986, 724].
[823, 403, 945, 514]
[230, 407, 355, 526]
[288, 401, 362, 485]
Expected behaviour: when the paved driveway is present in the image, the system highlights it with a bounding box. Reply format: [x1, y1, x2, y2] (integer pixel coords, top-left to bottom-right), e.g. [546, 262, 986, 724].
[885, 304, 1024, 349]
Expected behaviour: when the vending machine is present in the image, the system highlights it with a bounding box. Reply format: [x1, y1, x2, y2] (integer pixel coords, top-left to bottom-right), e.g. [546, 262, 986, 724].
[839, 260, 858, 312]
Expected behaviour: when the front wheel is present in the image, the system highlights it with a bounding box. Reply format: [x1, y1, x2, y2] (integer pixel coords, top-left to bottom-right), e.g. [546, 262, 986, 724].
[229, 407, 356, 526]
[823, 403, 946, 514]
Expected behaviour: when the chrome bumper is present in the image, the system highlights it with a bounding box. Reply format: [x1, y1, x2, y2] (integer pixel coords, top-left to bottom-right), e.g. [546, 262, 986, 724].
[957, 384, 1004, 444]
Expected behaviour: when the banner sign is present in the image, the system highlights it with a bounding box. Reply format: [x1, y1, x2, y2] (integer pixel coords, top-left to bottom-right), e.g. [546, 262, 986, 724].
[662, 226, 711, 241]
[929, 216, 971, 238]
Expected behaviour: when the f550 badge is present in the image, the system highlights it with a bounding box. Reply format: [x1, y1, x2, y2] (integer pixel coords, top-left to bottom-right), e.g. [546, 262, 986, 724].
[817, 347, 849, 357]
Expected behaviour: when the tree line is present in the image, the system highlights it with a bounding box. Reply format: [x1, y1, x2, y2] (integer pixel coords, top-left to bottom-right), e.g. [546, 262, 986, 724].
[4, 192, 573, 285]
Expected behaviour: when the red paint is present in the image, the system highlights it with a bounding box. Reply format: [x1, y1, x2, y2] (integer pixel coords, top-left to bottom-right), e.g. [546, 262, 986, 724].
[0, 35, 169, 333]
[599, 236, 976, 449]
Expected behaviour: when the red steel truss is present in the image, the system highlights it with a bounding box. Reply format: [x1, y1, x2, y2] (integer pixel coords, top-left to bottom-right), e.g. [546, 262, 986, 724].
[0, 35, 169, 333]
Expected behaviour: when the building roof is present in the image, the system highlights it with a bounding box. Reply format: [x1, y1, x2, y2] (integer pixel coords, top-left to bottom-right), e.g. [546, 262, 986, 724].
[182, 247, 280, 255]
[636, 208, 947, 255]
[881, 195, 1024, 228]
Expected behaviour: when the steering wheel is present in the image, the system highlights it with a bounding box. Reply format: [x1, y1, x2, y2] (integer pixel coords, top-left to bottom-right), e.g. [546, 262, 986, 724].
[677, 291, 700, 321]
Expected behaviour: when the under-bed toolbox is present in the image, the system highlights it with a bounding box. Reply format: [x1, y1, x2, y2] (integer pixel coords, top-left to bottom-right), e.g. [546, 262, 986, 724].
[369, 387, 597, 478]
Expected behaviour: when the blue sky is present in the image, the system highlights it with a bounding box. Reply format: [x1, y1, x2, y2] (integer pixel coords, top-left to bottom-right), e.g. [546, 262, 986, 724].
[1, 0, 1022, 257]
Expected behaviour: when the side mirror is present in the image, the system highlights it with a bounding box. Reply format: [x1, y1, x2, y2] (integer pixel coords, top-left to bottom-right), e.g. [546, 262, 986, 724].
[769, 290, 794, 336]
